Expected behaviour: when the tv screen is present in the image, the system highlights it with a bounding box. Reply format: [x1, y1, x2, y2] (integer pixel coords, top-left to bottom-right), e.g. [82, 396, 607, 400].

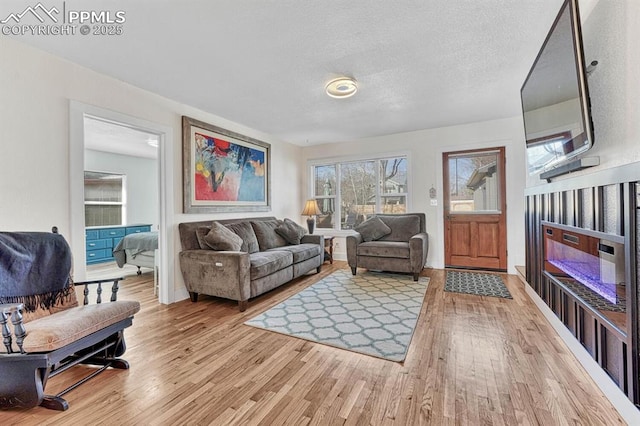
[521, 0, 594, 175]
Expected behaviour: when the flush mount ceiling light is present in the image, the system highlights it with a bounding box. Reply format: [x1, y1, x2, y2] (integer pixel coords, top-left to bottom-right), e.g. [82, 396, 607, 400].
[325, 77, 358, 99]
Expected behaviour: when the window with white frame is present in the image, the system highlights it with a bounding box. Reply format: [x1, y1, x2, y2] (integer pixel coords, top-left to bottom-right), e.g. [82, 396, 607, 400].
[84, 171, 126, 227]
[310, 155, 408, 231]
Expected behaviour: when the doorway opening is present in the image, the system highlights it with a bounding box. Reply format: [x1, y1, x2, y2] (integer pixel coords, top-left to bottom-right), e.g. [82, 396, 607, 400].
[83, 117, 159, 290]
[69, 101, 175, 304]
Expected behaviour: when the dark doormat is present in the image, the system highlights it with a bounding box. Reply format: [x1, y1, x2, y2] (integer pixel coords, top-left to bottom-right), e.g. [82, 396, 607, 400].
[444, 270, 512, 299]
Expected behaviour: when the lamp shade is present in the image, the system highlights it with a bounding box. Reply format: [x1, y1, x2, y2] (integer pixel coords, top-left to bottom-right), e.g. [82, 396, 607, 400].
[301, 199, 321, 216]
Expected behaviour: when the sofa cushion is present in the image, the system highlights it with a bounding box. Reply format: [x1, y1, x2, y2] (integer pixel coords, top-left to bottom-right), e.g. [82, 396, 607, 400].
[378, 215, 421, 242]
[354, 216, 392, 242]
[357, 241, 410, 259]
[202, 221, 243, 251]
[250, 220, 288, 251]
[275, 218, 307, 245]
[267, 243, 321, 263]
[225, 221, 260, 254]
[249, 250, 292, 280]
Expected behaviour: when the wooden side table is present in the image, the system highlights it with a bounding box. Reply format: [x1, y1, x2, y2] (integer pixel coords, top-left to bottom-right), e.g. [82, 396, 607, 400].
[324, 236, 335, 264]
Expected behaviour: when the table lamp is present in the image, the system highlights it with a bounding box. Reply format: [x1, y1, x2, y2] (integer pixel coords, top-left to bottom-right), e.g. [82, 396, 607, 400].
[301, 199, 321, 234]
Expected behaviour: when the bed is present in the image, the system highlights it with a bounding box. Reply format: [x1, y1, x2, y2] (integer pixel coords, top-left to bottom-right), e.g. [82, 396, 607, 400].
[112, 231, 158, 275]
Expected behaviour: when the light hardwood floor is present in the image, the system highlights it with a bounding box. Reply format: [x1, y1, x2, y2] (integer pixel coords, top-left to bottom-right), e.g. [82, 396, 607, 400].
[1, 262, 626, 425]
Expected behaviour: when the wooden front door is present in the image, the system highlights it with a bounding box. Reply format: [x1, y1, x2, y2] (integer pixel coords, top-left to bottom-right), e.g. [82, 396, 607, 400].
[443, 147, 507, 271]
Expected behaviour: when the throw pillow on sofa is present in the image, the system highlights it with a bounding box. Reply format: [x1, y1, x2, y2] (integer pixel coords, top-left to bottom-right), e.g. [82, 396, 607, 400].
[275, 218, 307, 245]
[195, 226, 211, 249]
[354, 216, 392, 242]
[224, 221, 260, 253]
[250, 220, 288, 250]
[202, 221, 243, 251]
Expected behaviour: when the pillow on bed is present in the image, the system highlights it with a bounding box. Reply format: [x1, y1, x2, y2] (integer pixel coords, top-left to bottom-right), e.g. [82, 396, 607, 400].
[275, 218, 307, 245]
[202, 221, 243, 251]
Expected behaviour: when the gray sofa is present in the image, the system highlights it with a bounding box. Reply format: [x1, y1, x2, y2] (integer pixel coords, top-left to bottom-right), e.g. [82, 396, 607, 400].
[178, 217, 324, 311]
[346, 213, 428, 281]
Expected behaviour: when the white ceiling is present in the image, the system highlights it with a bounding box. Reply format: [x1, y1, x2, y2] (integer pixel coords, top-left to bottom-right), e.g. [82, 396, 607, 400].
[4, 0, 598, 146]
[84, 117, 158, 159]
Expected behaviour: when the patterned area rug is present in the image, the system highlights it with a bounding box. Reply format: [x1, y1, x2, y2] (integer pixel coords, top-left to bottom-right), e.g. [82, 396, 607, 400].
[444, 270, 512, 299]
[245, 269, 429, 362]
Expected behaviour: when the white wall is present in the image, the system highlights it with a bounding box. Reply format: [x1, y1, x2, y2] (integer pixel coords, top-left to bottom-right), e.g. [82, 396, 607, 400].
[526, 0, 640, 187]
[0, 37, 303, 301]
[84, 149, 159, 228]
[301, 116, 527, 274]
[3, 0, 632, 292]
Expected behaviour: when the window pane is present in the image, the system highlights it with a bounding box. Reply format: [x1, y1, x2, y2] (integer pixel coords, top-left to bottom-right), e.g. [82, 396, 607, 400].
[381, 196, 406, 214]
[448, 152, 499, 212]
[315, 200, 335, 229]
[84, 171, 124, 226]
[313, 165, 336, 229]
[84, 171, 123, 202]
[314, 165, 336, 196]
[85, 205, 123, 227]
[340, 161, 376, 230]
[380, 158, 407, 195]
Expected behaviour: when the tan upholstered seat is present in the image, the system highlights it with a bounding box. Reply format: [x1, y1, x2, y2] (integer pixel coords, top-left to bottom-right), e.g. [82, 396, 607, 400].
[11, 301, 141, 353]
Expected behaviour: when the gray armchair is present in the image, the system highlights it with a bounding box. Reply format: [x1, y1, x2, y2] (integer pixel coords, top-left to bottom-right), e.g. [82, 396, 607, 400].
[346, 213, 428, 281]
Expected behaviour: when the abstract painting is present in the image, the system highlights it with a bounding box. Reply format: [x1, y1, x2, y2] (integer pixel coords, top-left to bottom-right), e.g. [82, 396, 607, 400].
[182, 116, 270, 213]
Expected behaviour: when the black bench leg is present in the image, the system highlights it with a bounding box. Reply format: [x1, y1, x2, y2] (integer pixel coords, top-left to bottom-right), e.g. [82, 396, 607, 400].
[110, 359, 130, 369]
[238, 300, 247, 312]
[413, 273, 419, 281]
[351, 267, 357, 276]
[189, 292, 199, 302]
[40, 396, 69, 411]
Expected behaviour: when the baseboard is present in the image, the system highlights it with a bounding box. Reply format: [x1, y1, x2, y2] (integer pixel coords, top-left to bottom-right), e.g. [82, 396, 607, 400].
[524, 285, 640, 424]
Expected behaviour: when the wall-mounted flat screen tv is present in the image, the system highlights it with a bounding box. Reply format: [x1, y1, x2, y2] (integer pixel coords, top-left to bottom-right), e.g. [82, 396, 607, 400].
[521, 0, 594, 175]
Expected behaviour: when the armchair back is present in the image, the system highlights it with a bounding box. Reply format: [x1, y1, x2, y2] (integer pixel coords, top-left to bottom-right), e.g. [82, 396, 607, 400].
[375, 213, 425, 241]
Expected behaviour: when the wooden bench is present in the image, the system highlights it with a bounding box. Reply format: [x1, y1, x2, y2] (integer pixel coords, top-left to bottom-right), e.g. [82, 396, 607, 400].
[0, 229, 140, 411]
[0, 277, 140, 411]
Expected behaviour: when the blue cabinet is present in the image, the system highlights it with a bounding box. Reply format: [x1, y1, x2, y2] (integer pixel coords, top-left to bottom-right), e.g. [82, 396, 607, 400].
[85, 224, 152, 265]
[125, 225, 151, 235]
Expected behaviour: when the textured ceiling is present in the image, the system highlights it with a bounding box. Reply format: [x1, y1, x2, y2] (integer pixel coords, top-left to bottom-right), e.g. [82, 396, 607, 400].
[84, 117, 158, 159]
[3, 0, 597, 146]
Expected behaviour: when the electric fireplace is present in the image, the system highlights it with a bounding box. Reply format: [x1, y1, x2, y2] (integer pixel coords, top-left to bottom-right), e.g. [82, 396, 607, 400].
[543, 222, 626, 321]
[526, 171, 639, 403]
